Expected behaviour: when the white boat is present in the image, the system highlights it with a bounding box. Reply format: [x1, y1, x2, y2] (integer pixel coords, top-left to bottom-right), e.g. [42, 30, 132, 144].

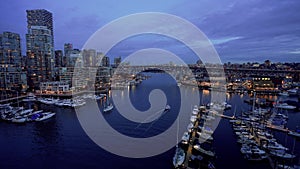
[199, 126, 214, 134]
[39, 98, 59, 105]
[164, 105, 171, 111]
[287, 89, 298, 96]
[270, 150, 296, 159]
[240, 144, 266, 155]
[187, 123, 194, 132]
[0, 103, 10, 108]
[278, 92, 289, 96]
[288, 130, 300, 138]
[190, 115, 197, 123]
[103, 104, 114, 112]
[262, 141, 288, 151]
[274, 103, 296, 110]
[35, 112, 56, 121]
[11, 117, 27, 123]
[173, 146, 185, 168]
[17, 109, 34, 116]
[181, 132, 190, 144]
[193, 144, 215, 157]
[22, 96, 36, 102]
[197, 132, 213, 141]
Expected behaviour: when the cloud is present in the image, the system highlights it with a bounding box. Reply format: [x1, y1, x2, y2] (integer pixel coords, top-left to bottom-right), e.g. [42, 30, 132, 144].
[211, 36, 242, 45]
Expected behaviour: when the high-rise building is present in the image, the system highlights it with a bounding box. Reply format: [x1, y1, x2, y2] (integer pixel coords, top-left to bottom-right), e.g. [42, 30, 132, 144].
[55, 50, 63, 67]
[0, 32, 27, 92]
[26, 9, 55, 90]
[64, 43, 73, 57]
[114, 56, 121, 67]
[82, 49, 96, 67]
[26, 26, 54, 89]
[101, 55, 110, 67]
[26, 9, 54, 45]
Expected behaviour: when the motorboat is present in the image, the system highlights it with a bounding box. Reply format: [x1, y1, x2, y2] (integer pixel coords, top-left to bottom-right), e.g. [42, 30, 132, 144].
[181, 132, 190, 144]
[35, 112, 56, 121]
[262, 141, 288, 151]
[164, 105, 171, 111]
[103, 103, 114, 112]
[22, 96, 36, 102]
[173, 146, 185, 168]
[274, 103, 296, 110]
[11, 117, 27, 123]
[270, 150, 296, 159]
[197, 132, 213, 141]
[240, 144, 266, 155]
[193, 144, 215, 157]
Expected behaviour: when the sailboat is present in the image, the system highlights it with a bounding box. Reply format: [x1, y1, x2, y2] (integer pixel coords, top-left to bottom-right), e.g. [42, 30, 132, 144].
[103, 94, 113, 112]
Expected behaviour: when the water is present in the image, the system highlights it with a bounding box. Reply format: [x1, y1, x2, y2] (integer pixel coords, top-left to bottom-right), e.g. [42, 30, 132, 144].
[0, 72, 300, 169]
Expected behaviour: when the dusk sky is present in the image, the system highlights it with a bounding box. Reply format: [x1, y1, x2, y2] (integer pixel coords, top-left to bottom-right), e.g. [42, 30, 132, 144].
[0, 0, 299, 63]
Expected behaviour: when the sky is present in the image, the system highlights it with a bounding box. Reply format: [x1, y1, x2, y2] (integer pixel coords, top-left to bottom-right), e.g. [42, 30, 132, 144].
[0, 0, 299, 63]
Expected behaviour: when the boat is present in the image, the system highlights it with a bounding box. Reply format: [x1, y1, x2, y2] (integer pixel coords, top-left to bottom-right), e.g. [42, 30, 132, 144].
[270, 150, 296, 159]
[193, 144, 215, 157]
[262, 141, 288, 151]
[187, 123, 194, 132]
[240, 144, 265, 155]
[274, 103, 296, 110]
[164, 105, 171, 112]
[278, 92, 289, 97]
[35, 112, 56, 121]
[173, 146, 185, 168]
[197, 132, 213, 141]
[287, 88, 298, 96]
[190, 115, 197, 123]
[288, 128, 300, 138]
[181, 132, 190, 144]
[22, 96, 36, 102]
[199, 126, 214, 134]
[103, 95, 114, 112]
[103, 103, 114, 112]
[11, 117, 27, 123]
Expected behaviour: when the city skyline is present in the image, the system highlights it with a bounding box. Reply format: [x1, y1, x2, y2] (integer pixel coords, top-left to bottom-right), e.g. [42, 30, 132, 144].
[0, 0, 300, 63]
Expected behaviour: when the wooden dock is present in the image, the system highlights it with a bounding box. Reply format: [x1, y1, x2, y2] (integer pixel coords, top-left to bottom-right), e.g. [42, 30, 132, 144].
[266, 125, 290, 133]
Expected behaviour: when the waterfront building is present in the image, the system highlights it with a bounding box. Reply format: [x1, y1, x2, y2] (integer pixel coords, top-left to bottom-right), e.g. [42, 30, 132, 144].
[0, 31, 27, 92]
[39, 81, 70, 94]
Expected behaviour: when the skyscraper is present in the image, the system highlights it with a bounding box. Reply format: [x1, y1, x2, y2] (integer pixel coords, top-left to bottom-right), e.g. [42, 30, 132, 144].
[26, 9, 55, 90]
[55, 50, 63, 67]
[26, 9, 54, 45]
[0, 32, 27, 91]
[26, 26, 54, 89]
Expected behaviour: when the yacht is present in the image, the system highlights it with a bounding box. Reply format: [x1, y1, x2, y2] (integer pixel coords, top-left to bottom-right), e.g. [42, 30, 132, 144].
[262, 141, 288, 151]
[35, 112, 56, 121]
[181, 132, 190, 144]
[193, 144, 215, 157]
[103, 103, 114, 112]
[173, 146, 185, 168]
[288, 129, 300, 138]
[240, 144, 266, 155]
[164, 105, 171, 111]
[22, 96, 36, 102]
[274, 103, 296, 110]
[270, 150, 296, 159]
[11, 117, 27, 123]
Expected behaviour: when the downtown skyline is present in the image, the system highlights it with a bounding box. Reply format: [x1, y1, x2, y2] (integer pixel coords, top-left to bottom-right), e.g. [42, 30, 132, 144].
[0, 0, 300, 63]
